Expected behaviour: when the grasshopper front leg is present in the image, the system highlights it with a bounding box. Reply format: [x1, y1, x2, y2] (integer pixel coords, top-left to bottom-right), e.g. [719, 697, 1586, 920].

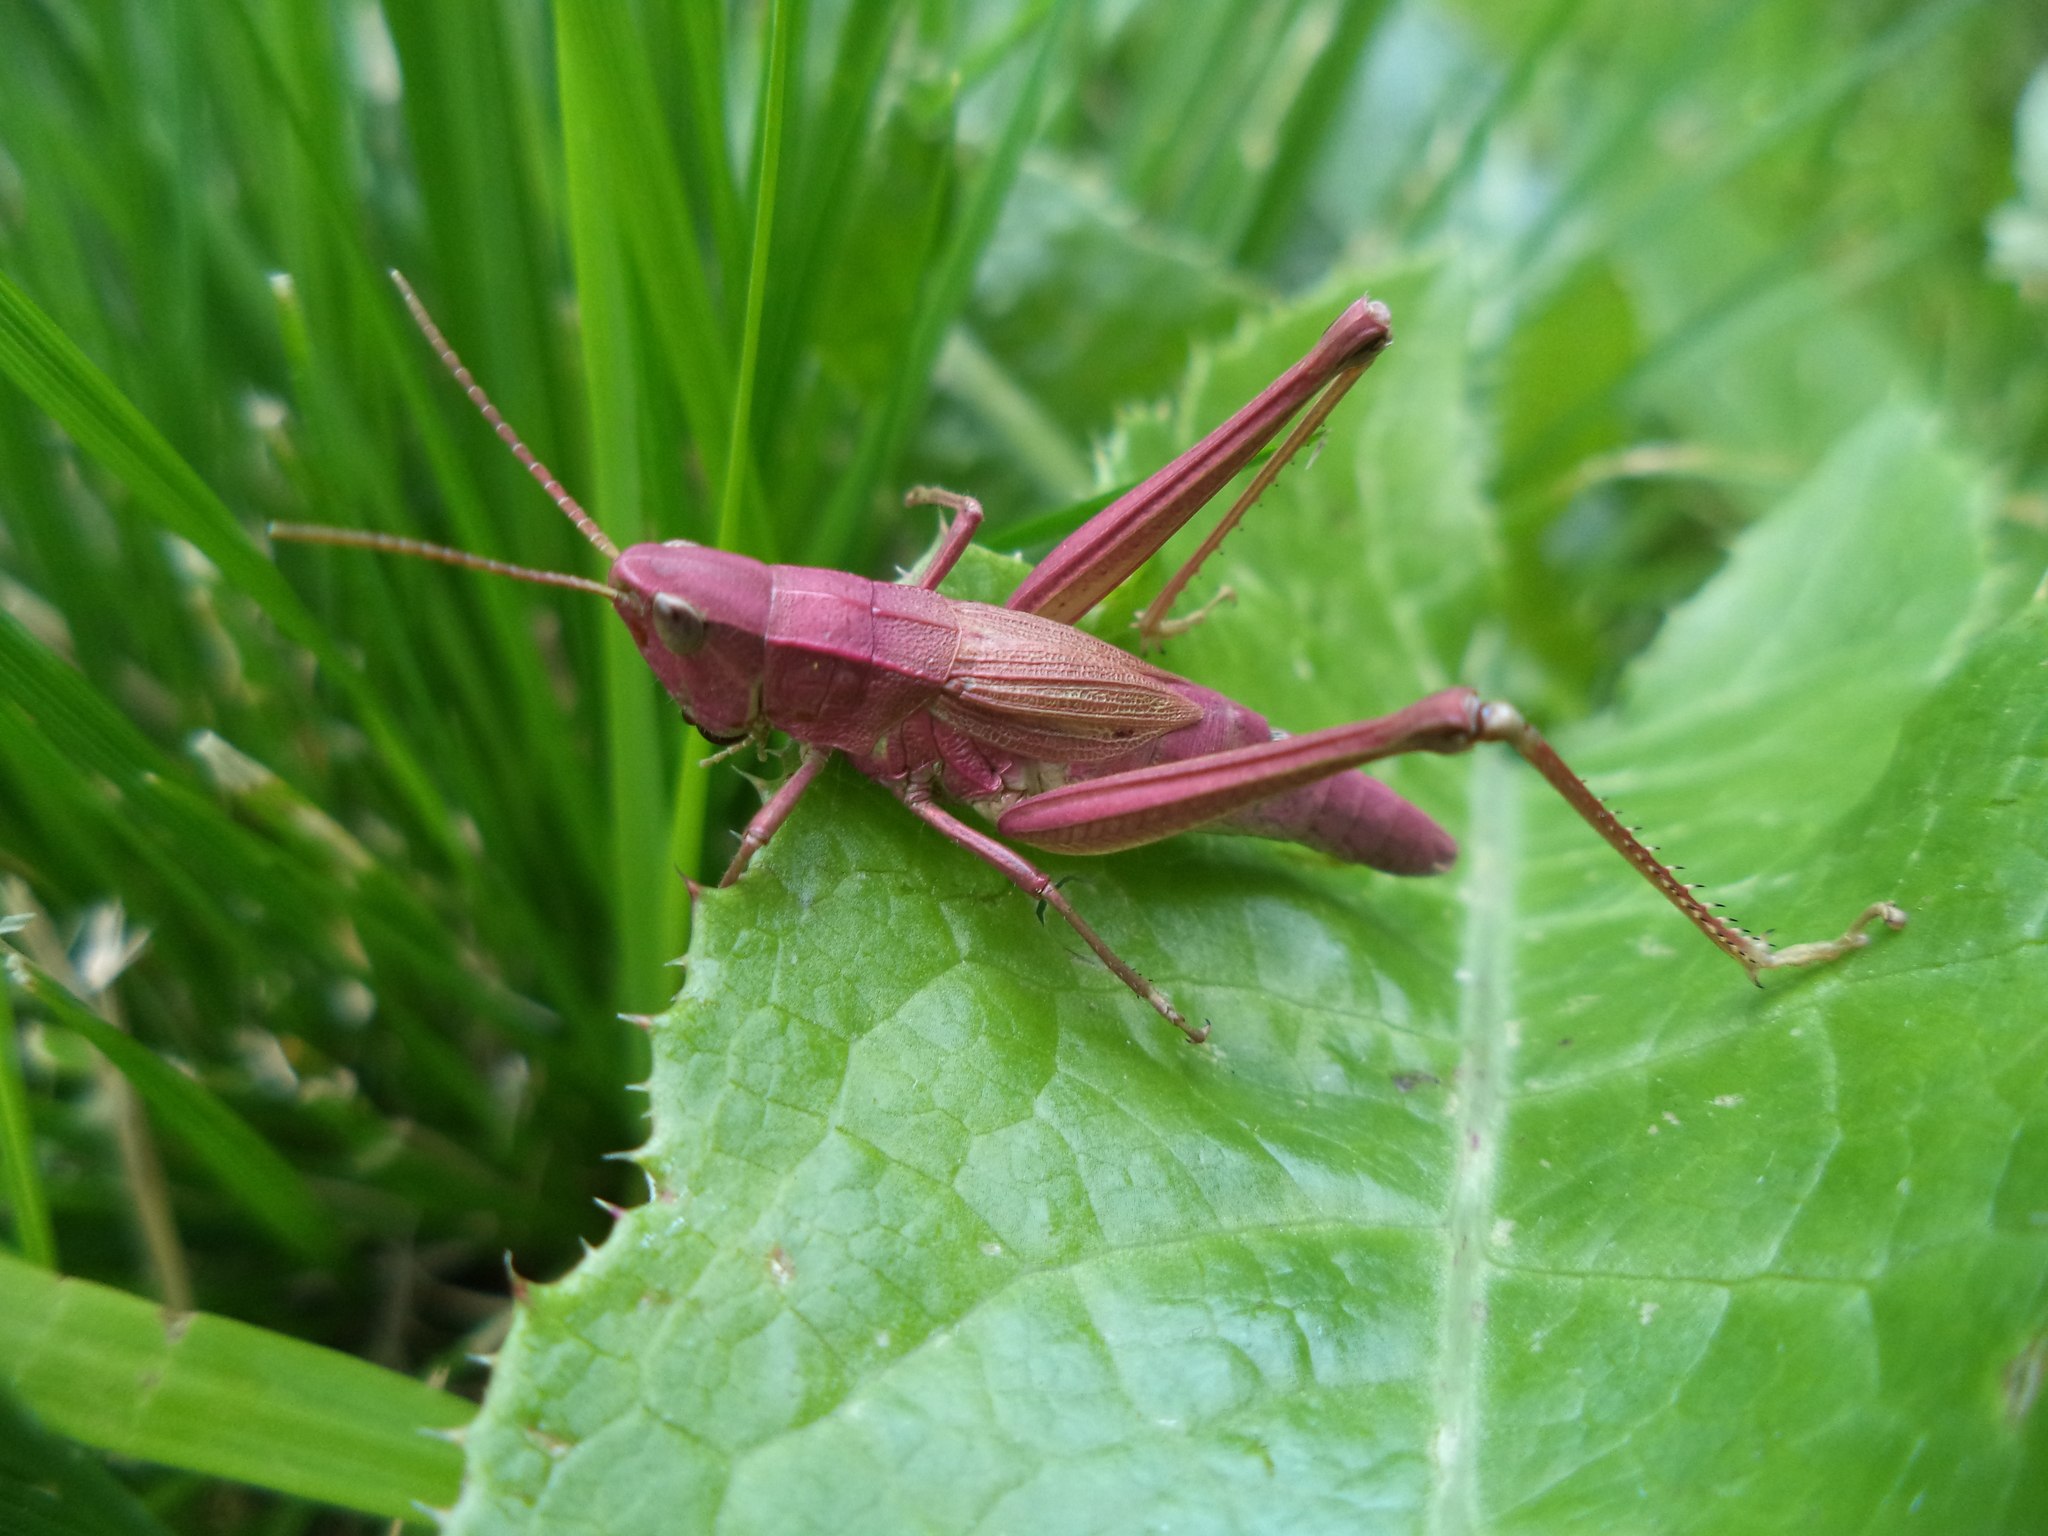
[721, 746, 833, 886]
[719, 490, 985, 886]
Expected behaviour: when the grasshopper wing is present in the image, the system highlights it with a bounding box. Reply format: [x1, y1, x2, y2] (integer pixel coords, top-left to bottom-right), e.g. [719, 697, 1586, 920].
[932, 603, 1201, 764]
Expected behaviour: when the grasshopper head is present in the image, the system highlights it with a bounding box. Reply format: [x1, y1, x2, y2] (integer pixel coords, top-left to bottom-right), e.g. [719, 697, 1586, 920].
[611, 541, 773, 741]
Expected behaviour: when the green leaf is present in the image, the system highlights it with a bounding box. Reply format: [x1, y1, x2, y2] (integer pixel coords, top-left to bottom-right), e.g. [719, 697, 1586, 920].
[445, 293, 2044, 1530]
[1991, 61, 2048, 286]
[0, 1252, 472, 1522]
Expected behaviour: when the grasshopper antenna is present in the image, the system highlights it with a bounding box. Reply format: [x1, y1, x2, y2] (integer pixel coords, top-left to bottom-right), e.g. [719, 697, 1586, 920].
[267, 524, 621, 600]
[388, 269, 621, 563]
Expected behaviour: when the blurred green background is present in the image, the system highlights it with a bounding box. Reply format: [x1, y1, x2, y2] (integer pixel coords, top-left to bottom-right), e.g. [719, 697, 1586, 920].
[1, 0, 2045, 1528]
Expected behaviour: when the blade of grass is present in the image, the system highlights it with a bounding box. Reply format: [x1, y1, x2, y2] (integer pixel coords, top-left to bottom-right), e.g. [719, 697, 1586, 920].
[672, 0, 748, 299]
[0, 608, 547, 1050]
[229, 1, 620, 1013]
[0, 614, 336, 972]
[717, 0, 793, 553]
[555, 0, 760, 548]
[0, 266, 458, 864]
[220, 8, 626, 1020]
[0, 1251, 471, 1522]
[1115, 0, 1306, 239]
[1405, 0, 1586, 240]
[661, 733, 715, 962]
[1112, 4, 1240, 206]
[7, 960, 337, 1266]
[559, 5, 681, 1011]
[1233, 0, 1390, 267]
[219, 2, 615, 937]
[814, 0, 1074, 568]
[662, 0, 795, 937]
[752, 0, 908, 532]
[381, 6, 571, 480]
[0, 265, 282, 628]
[266, 277, 610, 1028]
[934, 326, 1094, 498]
[0, 976, 55, 1269]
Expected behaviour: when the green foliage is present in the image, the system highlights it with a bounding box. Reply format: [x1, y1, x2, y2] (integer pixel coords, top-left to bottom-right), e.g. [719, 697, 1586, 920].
[0, 0, 2045, 1530]
[447, 292, 2047, 1535]
[0, 1252, 471, 1519]
[0, 1382, 173, 1536]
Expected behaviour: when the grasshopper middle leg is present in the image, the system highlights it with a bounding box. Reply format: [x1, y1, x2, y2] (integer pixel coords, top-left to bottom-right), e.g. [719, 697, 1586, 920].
[900, 782, 1207, 1043]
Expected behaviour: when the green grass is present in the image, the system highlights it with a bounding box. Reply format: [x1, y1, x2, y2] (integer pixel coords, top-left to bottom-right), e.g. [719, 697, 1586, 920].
[1, 2, 2045, 1530]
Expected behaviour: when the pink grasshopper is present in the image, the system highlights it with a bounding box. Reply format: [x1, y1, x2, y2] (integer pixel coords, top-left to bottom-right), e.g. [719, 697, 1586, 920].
[273, 275, 1905, 1042]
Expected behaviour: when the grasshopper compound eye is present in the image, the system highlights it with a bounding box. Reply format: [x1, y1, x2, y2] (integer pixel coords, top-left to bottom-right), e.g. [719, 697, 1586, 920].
[651, 593, 709, 656]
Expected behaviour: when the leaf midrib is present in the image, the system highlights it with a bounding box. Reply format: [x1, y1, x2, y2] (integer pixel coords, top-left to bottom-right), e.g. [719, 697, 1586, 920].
[1428, 746, 1521, 1536]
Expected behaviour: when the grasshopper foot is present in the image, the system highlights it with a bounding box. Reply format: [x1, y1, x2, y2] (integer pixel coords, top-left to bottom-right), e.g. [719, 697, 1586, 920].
[1142, 982, 1205, 1044]
[1740, 902, 1909, 976]
[1135, 585, 1237, 652]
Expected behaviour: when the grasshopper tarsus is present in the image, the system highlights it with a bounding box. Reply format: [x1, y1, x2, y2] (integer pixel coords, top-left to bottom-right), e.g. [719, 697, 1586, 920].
[1743, 902, 1908, 975]
[1134, 584, 1236, 651]
[902, 486, 984, 591]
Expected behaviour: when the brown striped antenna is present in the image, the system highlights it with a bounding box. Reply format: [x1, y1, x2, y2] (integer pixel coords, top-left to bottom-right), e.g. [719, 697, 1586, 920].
[388, 269, 619, 563]
[265, 524, 620, 600]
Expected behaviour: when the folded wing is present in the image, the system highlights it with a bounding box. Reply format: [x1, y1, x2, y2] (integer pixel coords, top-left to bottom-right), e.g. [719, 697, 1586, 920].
[932, 602, 1201, 763]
